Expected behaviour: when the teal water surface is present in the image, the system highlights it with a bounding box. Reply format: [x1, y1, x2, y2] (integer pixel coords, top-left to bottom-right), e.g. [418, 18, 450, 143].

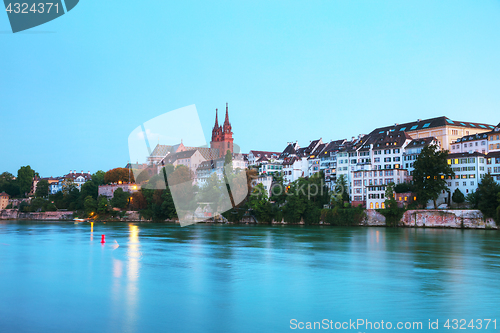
[0, 221, 499, 333]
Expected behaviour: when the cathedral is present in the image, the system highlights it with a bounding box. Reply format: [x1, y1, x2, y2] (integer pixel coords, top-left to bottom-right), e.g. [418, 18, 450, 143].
[210, 103, 234, 158]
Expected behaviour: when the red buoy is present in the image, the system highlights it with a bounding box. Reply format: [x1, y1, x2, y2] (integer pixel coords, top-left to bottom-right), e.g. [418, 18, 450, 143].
[101, 234, 106, 243]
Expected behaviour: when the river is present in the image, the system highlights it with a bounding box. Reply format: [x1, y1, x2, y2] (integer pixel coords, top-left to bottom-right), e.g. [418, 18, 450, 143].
[0, 221, 499, 332]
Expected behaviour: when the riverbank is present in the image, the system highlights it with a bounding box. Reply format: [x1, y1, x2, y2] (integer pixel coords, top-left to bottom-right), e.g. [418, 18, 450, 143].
[1, 209, 497, 229]
[364, 209, 498, 229]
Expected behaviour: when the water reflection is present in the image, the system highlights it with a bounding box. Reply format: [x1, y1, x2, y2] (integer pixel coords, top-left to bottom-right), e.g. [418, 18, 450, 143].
[126, 224, 140, 332]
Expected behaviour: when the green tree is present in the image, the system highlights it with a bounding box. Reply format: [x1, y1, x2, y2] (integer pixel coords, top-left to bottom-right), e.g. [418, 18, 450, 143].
[17, 165, 35, 196]
[451, 188, 465, 207]
[84, 196, 97, 217]
[394, 182, 414, 193]
[224, 150, 233, 166]
[51, 191, 65, 209]
[35, 179, 49, 198]
[65, 187, 81, 211]
[377, 182, 405, 227]
[333, 174, 350, 203]
[61, 179, 77, 195]
[91, 170, 106, 186]
[97, 196, 110, 215]
[247, 184, 273, 222]
[0, 172, 20, 197]
[196, 173, 226, 214]
[110, 188, 130, 210]
[412, 145, 454, 209]
[476, 173, 500, 221]
[140, 188, 177, 221]
[465, 191, 479, 209]
[80, 180, 98, 200]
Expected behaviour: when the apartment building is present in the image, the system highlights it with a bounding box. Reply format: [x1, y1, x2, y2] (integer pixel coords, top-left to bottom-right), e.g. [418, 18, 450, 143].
[403, 137, 440, 175]
[0, 192, 10, 210]
[351, 169, 410, 208]
[444, 152, 487, 203]
[450, 133, 489, 154]
[370, 116, 493, 151]
[488, 124, 500, 152]
[486, 151, 500, 183]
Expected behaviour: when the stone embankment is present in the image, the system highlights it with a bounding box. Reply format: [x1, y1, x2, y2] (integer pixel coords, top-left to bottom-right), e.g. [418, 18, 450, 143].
[0, 209, 74, 220]
[1, 209, 498, 229]
[364, 209, 497, 229]
[0, 210, 147, 222]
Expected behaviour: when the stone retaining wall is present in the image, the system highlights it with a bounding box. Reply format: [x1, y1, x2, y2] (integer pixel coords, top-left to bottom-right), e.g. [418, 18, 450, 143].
[0, 209, 74, 220]
[364, 209, 497, 229]
[401, 210, 497, 229]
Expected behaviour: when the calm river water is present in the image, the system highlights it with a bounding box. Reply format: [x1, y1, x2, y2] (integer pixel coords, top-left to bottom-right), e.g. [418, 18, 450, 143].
[0, 221, 499, 333]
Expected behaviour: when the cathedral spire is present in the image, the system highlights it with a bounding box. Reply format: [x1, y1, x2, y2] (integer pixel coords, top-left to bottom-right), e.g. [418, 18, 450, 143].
[215, 108, 219, 127]
[224, 103, 229, 125]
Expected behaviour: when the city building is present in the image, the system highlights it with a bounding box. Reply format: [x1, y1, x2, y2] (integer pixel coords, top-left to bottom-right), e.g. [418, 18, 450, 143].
[248, 150, 281, 166]
[161, 149, 206, 179]
[486, 151, 500, 183]
[98, 183, 140, 198]
[488, 123, 500, 152]
[443, 152, 488, 205]
[258, 163, 283, 176]
[196, 153, 248, 185]
[210, 103, 234, 159]
[403, 137, 440, 175]
[319, 139, 346, 187]
[0, 192, 10, 210]
[48, 171, 92, 194]
[370, 116, 494, 151]
[251, 174, 274, 197]
[353, 169, 410, 208]
[450, 133, 489, 154]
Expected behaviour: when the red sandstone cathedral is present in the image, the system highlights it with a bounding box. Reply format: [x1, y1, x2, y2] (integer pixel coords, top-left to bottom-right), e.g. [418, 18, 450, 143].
[210, 103, 234, 158]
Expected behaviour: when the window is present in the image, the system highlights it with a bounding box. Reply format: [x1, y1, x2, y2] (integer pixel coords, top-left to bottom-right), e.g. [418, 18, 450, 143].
[463, 182, 467, 186]
[471, 181, 475, 186]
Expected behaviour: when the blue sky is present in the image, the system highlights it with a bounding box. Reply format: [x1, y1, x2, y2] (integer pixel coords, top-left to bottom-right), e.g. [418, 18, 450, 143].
[1, 0, 500, 176]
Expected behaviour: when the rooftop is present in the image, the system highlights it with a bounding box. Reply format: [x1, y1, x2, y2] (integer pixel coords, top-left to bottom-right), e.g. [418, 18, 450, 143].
[370, 116, 494, 135]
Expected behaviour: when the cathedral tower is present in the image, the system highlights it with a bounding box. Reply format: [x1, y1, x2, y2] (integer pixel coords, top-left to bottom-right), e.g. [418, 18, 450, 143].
[210, 103, 234, 158]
